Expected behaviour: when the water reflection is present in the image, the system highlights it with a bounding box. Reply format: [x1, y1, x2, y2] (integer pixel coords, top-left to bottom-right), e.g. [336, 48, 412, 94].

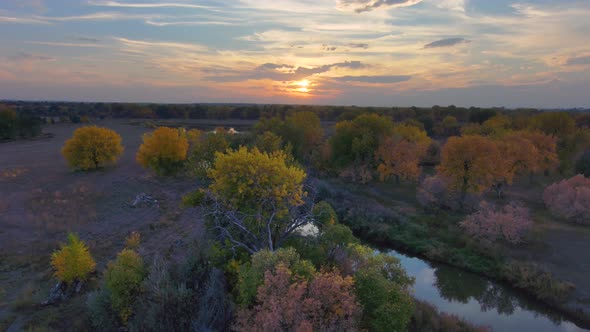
[387, 250, 589, 332]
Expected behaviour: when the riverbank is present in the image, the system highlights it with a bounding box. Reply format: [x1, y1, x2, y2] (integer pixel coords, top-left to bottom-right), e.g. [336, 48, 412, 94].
[315, 178, 590, 329]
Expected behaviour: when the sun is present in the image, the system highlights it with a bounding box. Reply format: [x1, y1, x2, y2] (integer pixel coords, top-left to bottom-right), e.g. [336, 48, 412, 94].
[294, 79, 311, 93]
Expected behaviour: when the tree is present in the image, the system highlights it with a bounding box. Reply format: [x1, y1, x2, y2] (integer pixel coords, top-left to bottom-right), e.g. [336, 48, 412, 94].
[136, 127, 188, 175]
[0, 106, 17, 140]
[576, 150, 590, 177]
[336, 244, 414, 332]
[205, 147, 310, 253]
[283, 111, 324, 161]
[312, 201, 338, 227]
[51, 233, 96, 284]
[235, 265, 361, 332]
[461, 201, 533, 244]
[104, 249, 146, 323]
[330, 113, 394, 167]
[530, 112, 576, 138]
[62, 126, 124, 170]
[435, 115, 461, 136]
[187, 131, 230, 178]
[543, 175, 590, 224]
[255, 131, 283, 154]
[437, 135, 502, 208]
[376, 124, 431, 183]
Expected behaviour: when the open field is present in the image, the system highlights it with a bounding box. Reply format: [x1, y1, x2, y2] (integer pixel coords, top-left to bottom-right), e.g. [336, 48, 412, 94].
[0, 120, 214, 330]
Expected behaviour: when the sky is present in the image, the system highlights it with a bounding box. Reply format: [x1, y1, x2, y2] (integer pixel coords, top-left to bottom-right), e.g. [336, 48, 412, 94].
[0, 0, 589, 108]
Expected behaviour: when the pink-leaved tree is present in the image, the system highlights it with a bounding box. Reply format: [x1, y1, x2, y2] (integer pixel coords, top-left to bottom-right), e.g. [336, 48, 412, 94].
[461, 201, 533, 244]
[543, 175, 590, 225]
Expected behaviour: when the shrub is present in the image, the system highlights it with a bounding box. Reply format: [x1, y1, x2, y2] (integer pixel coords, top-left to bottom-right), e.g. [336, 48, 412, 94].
[125, 232, 141, 250]
[417, 175, 479, 212]
[87, 289, 119, 331]
[575, 150, 590, 177]
[543, 175, 590, 224]
[62, 126, 124, 170]
[136, 127, 188, 175]
[235, 265, 361, 332]
[50, 233, 96, 284]
[501, 262, 574, 303]
[104, 249, 146, 323]
[410, 299, 490, 332]
[236, 248, 316, 307]
[313, 201, 338, 227]
[461, 201, 533, 245]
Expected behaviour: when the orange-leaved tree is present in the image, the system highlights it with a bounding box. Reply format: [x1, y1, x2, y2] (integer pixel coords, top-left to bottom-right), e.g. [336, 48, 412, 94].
[437, 135, 502, 208]
[376, 124, 432, 183]
[62, 126, 123, 170]
[51, 233, 96, 284]
[136, 127, 189, 175]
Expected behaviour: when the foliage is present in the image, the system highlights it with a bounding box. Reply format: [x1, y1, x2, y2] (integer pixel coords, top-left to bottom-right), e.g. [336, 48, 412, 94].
[461, 201, 533, 244]
[125, 232, 141, 250]
[62, 126, 124, 170]
[376, 124, 431, 182]
[329, 113, 394, 169]
[576, 150, 590, 177]
[437, 135, 501, 207]
[187, 131, 230, 177]
[410, 300, 491, 332]
[237, 247, 316, 307]
[283, 111, 324, 160]
[0, 105, 42, 140]
[50, 233, 96, 284]
[255, 131, 283, 153]
[543, 175, 590, 224]
[87, 289, 120, 331]
[530, 112, 576, 138]
[235, 265, 361, 332]
[335, 244, 414, 332]
[435, 115, 461, 136]
[206, 147, 309, 252]
[136, 127, 188, 175]
[313, 200, 338, 227]
[501, 262, 575, 303]
[558, 128, 590, 174]
[104, 249, 146, 323]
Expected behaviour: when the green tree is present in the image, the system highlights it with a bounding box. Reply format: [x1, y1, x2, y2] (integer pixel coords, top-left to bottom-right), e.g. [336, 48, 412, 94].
[104, 249, 146, 324]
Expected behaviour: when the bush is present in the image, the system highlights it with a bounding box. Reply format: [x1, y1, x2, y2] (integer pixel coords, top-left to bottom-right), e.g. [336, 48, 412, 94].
[410, 300, 490, 332]
[236, 248, 316, 307]
[417, 175, 479, 212]
[575, 150, 590, 177]
[87, 289, 119, 331]
[50, 233, 96, 284]
[136, 127, 188, 175]
[313, 201, 338, 227]
[501, 262, 574, 303]
[104, 249, 146, 323]
[62, 126, 124, 170]
[543, 175, 590, 224]
[461, 201, 533, 245]
[235, 265, 361, 332]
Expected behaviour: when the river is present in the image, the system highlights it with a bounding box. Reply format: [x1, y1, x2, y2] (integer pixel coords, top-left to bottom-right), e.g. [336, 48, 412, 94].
[387, 249, 589, 332]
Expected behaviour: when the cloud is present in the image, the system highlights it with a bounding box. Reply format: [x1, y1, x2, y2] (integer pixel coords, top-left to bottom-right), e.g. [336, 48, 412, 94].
[349, 43, 369, 49]
[206, 61, 367, 82]
[332, 75, 411, 83]
[26, 41, 108, 48]
[424, 37, 470, 49]
[87, 1, 214, 10]
[322, 44, 338, 51]
[0, 15, 50, 24]
[7, 52, 55, 62]
[566, 55, 590, 66]
[337, 0, 423, 13]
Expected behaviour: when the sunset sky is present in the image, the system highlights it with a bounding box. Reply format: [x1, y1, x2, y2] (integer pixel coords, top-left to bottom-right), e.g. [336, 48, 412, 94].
[1, 0, 589, 107]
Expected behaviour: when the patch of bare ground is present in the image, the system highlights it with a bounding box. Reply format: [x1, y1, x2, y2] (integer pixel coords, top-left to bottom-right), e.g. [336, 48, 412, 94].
[0, 120, 205, 330]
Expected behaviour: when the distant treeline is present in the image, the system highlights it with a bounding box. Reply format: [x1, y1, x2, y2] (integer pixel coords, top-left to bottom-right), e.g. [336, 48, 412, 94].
[0, 104, 43, 140]
[1, 101, 589, 139]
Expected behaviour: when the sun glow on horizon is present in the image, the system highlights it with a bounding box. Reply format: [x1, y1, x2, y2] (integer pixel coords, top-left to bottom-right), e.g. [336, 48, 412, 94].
[294, 79, 311, 94]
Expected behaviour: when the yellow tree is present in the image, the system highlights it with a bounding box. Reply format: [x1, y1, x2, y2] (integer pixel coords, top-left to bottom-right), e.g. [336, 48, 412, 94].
[437, 135, 502, 207]
[51, 233, 96, 284]
[136, 127, 189, 175]
[283, 111, 324, 161]
[62, 126, 124, 170]
[205, 147, 308, 253]
[376, 124, 432, 182]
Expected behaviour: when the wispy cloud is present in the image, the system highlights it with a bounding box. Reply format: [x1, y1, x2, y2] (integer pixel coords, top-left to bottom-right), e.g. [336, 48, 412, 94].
[0, 15, 50, 24]
[87, 1, 215, 10]
[337, 0, 423, 13]
[424, 37, 470, 49]
[332, 75, 412, 83]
